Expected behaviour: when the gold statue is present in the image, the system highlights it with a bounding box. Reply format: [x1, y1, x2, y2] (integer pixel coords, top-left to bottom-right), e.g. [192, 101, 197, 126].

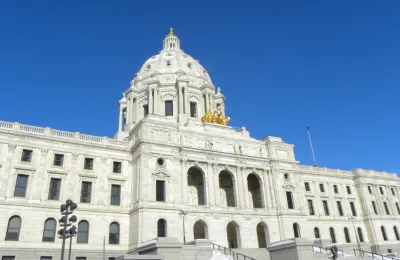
[169, 28, 173, 36]
[201, 110, 230, 126]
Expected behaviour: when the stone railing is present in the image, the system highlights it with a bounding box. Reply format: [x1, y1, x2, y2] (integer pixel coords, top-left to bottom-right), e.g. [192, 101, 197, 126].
[0, 121, 130, 147]
[298, 165, 352, 175]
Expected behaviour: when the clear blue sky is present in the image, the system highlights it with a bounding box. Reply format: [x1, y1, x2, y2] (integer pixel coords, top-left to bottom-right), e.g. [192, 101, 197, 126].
[1, 1, 399, 174]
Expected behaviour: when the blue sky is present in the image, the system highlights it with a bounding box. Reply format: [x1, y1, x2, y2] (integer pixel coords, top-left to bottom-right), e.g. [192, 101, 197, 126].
[0, 1, 399, 174]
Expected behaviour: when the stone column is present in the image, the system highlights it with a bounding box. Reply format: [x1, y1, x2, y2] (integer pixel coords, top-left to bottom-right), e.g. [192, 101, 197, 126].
[213, 164, 220, 205]
[178, 86, 183, 114]
[236, 167, 245, 207]
[131, 98, 135, 123]
[127, 98, 131, 124]
[181, 159, 187, 204]
[241, 168, 249, 208]
[118, 107, 123, 131]
[206, 163, 215, 206]
[0, 145, 16, 199]
[148, 88, 153, 114]
[135, 99, 140, 122]
[204, 92, 208, 112]
[31, 149, 48, 200]
[184, 87, 189, 114]
[233, 172, 240, 207]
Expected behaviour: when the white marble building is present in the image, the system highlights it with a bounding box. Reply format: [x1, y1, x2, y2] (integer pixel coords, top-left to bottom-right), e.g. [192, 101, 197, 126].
[0, 29, 399, 260]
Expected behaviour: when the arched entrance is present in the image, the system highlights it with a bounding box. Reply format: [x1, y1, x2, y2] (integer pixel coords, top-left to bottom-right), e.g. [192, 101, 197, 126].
[187, 167, 205, 205]
[256, 222, 270, 248]
[219, 171, 235, 207]
[193, 220, 208, 239]
[226, 221, 240, 248]
[247, 174, 263, 208]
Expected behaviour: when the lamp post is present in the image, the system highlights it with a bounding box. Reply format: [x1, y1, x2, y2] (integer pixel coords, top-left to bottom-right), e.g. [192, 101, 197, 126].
[58, 199, 78, 260]
[179, 209, 188, 244]
[349, 216, 361, 254]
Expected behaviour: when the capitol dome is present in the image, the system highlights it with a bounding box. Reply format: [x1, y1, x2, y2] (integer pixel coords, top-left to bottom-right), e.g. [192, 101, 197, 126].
[134, 28, 212, 83]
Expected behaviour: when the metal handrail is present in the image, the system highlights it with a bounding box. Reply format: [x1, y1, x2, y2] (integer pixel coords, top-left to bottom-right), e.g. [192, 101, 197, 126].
[211, 243, 256, 260]
[312, 245, 344, 256]
[353, 248, 398, 260]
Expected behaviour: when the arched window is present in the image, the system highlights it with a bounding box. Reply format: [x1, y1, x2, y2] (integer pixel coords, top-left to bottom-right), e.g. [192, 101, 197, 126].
[381, 226, 388, 241]
[109, 222, 119, 244]
[77, 220, 89, 243]
[357, 227, 364, 243]
[157, 219, 167, 237]
[42, 218, 56, 242]
[344, 227, 351, 243]
[293, 223, 300, 238]
[329, 227, 337, 243]
[5, 216, 22, 241]
[394, 226, 400, 241]
[314, 227, 320, 239]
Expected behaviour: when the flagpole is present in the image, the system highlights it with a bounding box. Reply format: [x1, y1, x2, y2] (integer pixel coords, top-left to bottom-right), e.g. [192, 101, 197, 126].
[307, 126, 317, 167]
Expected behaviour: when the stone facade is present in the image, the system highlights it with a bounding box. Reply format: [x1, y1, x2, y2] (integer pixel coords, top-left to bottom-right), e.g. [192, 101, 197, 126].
[1, 30, 400, 260]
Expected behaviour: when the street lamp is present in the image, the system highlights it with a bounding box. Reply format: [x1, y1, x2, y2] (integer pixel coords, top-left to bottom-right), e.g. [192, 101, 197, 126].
[58, 200, 78, 260]
[179, 209, 188, 244]
[349, 216, 361, 254]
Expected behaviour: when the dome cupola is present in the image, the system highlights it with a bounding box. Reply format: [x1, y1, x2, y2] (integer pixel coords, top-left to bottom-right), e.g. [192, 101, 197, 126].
[163, 28, 180, 51]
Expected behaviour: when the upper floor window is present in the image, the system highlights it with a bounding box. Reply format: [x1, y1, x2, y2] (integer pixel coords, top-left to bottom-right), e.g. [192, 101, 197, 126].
[53, 154, 64, 167]
[350, 201, 357, 216]
[357, 227, 364, 243]
[77, 220, 89, 243]
[84, 158, 93, 170]
[314, 227, 320, 239]
[333, 185, 338, 194]
[5, 216, 22, 241]
[165, 100, 173, 116]
[379, 187, 384, 195]
[323, 200, 330, 216]
[2, 256, 16, 260]
[319, 183, 325, 192]
[368, 186, 373, 194]
[21, 149, 32, 162]
[346, 186, 351, 195]
[110, 185, 121, 206]
[304, 182, 310, 192]
[113, 161, 122, 174]
[156, 180, 165, 202]
[14, 174, 28, 197]
[337, 201, 344, 216]
[372, 201, 378, 214]
[48, 178, 61, 200]
[391, 188, 396, 196]
[143, 105, 149, 117]
[40, 257, 52, 260]
[394, 226, 400, 241]
[157, 219, 167, 237]
[286, 191, 294, 209]
[42, 218, 56, 242]
[383, 202, 390, 215]
[329, 227, 337, 243]
[190, 102, 197, 118]
[396, 202, 400, 215]
[80, 182, 92, 203]
[293, 223, 301, 238]
[307, 200, 315, 215]
[109, 222, 119, 244]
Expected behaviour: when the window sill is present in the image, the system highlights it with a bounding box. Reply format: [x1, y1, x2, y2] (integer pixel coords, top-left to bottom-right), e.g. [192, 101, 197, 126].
[78, 172, 98, 179]
[108, 175, 127, 182]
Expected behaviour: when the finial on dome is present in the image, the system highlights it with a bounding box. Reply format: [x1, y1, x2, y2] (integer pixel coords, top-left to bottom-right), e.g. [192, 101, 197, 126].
[169, 28, 174, 36]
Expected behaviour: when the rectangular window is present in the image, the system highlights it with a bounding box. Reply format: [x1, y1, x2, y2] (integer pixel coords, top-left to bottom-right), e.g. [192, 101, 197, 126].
[76, 258, 87, 260]
[84, 158, 93, 170]
[346, 186, 351, 195]
[396, 202, 400, 215]
[80, 182, 92, 203]
[21, 149, 32, 162]
[190, 102, 197, 118]
[304, 182, 310, 192]
[319, 183, 325, 192]
[113, 161, 122, 173]
[156, 180, 165, 202]
[165, 100, 173, 116]
[109, 258, 116, 260]
[14, 174, 28, 197]
[110, 185, 121, 205]
[383, 202, 390, 215]
[286, 191, 294, 209]
[307, 199, 315, 215]
[333, 185, 338, 194]
[48, 178, 61, 200]
[372, 201, 378, 214]
[391, 188, 396, 196]
[143, 105, 149, 116]
[323, 200, 330, 215]
[379, 187, 384, 195]
[368, 186, 373, 194]
[350, 201, 357, 216]
[40, 257, 52, 260]
[53, 154, 64, 167]
[2, 257, 15, 260]
[337, 201, 344, 216]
